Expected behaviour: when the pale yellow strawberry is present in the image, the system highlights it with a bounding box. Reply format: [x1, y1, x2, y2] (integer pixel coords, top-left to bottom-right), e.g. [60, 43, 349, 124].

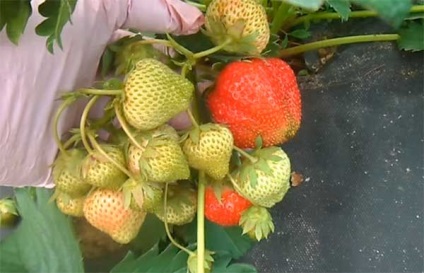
[123, 58, 194, 130]
[232, 146, 291, 208]
[81, 145, 127, 189]
[83, 188, 146, 244]
[56, 191, 85, 217]
[52, 149, 92, 197]
[204, 0, 270, 55]
[182, 123, 233, 180]
[154, 182, 197, 226]
[127, 127, 190, 183]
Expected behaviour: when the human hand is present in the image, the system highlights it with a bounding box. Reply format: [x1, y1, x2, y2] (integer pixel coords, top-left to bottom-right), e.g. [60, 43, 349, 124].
[0, 0, 204, 188]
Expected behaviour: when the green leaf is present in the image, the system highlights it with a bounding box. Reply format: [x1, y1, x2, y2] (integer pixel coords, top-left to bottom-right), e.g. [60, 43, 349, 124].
[262, 33, 281, 57]
[351, 0, 412, 28]
[185, 219, 254, 259]
[0, 188, 84, 273]
[111, 243, 188, 273]
[223, 263, 258, 273]
[0, 0, 32, 45]
[283, 0, 324, 11]
[100, 47, 115, 78]
[398, 21, 424, 52]
[211, 252, 258, 273]
[280, 34, 289, 49]
[288, 28, 311, 39]
[326, 0, 351, 21]
[112, 244, 258, 273]
[111, 244, 161, 273]
[35, 0, 78, 53]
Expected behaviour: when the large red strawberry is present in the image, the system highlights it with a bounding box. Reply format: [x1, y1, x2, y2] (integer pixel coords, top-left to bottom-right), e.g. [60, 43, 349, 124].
[207, 58, 301, 149]
[204, 185, 252, 226]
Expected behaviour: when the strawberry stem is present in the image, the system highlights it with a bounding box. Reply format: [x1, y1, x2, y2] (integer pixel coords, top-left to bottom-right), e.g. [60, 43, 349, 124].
[233, 146, 258, 163]
[270, 1, 296, 34]
[77, 88, 122, 96]
[52, 97, 75, 157]
[166, 33, 195, 60]
[286, 5, 424, 29]
[62, 134, 81, 150]
[186, 108, 200, 128]
[133, 38, 173, 48]
[279, 34, 400, 58]
[87, 133, 135, 179]
[80, 96, 99, 154]
[114, 103, 145, 150]
[192, 37, 233, 60]
[196, 171, 207, 273]
[163, 183, 195, 256]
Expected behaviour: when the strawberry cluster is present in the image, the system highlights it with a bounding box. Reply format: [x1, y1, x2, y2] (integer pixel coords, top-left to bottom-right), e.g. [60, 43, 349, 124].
[50, 0, 302, 271]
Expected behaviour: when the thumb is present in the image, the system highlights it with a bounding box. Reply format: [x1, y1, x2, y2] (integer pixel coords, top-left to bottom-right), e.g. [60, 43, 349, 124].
[122, 0, 205, 35]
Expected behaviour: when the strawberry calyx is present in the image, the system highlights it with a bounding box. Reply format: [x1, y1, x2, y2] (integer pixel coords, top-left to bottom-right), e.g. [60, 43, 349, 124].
[202, 17, 260, 56]
[238, 146, 284, 188]
[239, 205, 275, 241]
[122, 178, 144, 210]
[187, 249, 215, 273]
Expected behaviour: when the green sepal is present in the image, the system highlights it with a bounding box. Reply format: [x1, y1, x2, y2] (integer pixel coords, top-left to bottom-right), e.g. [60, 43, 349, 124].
[187, 249, 215, 273]
[239, 206, 274, 241]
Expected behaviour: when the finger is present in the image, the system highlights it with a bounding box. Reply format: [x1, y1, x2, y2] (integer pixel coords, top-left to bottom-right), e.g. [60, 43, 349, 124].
[122, 0, 204, 35]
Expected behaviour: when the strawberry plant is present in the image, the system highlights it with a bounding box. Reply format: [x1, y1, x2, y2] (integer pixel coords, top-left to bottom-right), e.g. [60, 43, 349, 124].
[1, 0, 423, 272]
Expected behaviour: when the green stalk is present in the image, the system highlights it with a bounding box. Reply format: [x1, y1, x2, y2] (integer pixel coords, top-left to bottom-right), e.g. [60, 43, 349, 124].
[279, 34, 400, 58]
[62, 134, 81, 150]
[192, 37, 233, 59]
[77, 88, 122, 96]
[287, 5, 424, 28]
[233, 146, 258, 163]
[80, 96, 100, 154]
[197, 171, 207, 273]
[271, 2, 295, 34]
[163, 183, 195, 256]
[114, 104, 144, 150]
[134, 38, 173, 48]
[186, 108, 200, 128]
[87, 133, 136, 179]
[52, 98, 75, 156]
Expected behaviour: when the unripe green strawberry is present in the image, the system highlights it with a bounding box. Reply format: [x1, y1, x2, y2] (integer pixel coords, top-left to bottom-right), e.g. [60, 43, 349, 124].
[56, 191, 85, 217]
[114, 41, 168, 75]
[182, 123, 234, 180]
[81, 145, 128, 189]
[83, 188, 146, 244]
[127, 126, 190, 183]
[122, 178, 164, 213]
[52, 149, 92, 197]
[204, 0, 270, 55]
[232, 147, 291, 208]
[154, 182, 197, 226]
[123, 58, 194, 130]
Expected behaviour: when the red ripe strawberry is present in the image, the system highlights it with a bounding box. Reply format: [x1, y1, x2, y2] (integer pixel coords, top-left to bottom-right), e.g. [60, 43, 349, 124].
[207, 58, 301, 149]
[204, 185, 252, 226]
